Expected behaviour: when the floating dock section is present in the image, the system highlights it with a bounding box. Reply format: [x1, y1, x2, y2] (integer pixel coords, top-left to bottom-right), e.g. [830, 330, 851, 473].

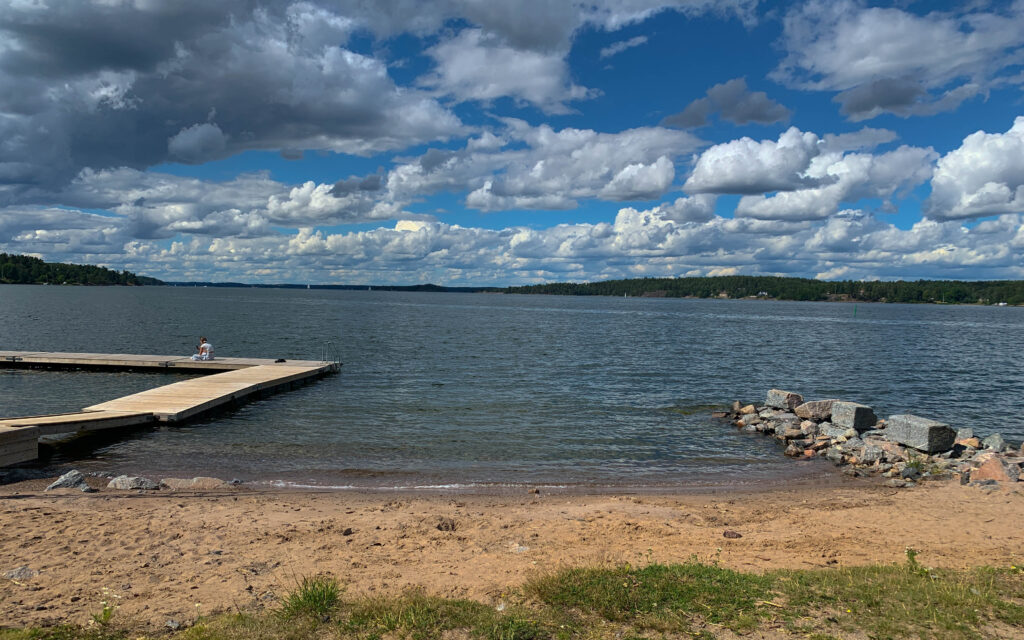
[0, 351, 340, 467]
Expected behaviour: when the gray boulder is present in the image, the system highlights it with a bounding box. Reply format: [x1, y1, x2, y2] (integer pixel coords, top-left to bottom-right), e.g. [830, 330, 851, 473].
[831, 402, 878, 432]
[765, 389, 804, 411]
[46, 470, 89, 491]
[886, 415, 956, 453]
[108, 475, 160, 491]
[818, 421, 848, 439]
[794, 399, 836, 421]
[982, 433, 1006, 452]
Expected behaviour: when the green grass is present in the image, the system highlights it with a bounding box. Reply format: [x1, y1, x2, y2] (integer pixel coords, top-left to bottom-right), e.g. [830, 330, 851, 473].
[277, 575, 341, 620]
[3, 557, 1021, 640]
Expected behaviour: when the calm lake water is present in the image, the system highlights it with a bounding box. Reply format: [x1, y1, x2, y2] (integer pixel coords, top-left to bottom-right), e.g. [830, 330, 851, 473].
[0, 285, 1021, 490]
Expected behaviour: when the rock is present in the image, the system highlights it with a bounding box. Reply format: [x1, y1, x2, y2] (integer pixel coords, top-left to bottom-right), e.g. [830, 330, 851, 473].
[731, 400, 742, 413]
[107, 475, 160, 491]
[711, 411, 728, 418]
[765, 389, 803, 411]
[45, 470, 89, 491]
[859, 443, 883, 465]
[971, 457, 1021, 483]
[722, 530, 742, 539]
[165, 619, 182, 631]
[842, 467, 861, 477]
[784, 444, 804, 457]
[159, 477, 229, 490]
[884, 478, 908, 488]
[982, 433, 1006, 452]
[782, 428, 803, 440]
[819, 422, 847, 439]
[825, 447, 845, 465]
[831, 402, 877, 432]
[740, 415, 761, 427]
[794, 399, 836, 420]
[958, 437, 981, 449]
[436, 517, 457, 532]
[739, 404, 756, 415]
[900, 466, 922, 480]
[886, 415, 956, 453]
[4, 566, 38, 580]
[956, 428, 974, 440]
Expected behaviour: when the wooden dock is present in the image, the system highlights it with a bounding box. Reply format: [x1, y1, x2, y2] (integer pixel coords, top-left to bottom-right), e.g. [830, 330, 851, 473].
[0, 351, 340, 467]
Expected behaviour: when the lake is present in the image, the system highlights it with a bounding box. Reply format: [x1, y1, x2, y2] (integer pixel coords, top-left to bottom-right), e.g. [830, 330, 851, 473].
[1, 285, 1020, 490]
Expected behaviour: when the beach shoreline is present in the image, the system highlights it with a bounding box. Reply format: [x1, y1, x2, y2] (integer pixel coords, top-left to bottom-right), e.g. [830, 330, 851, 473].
[1, 474, 1021, 630]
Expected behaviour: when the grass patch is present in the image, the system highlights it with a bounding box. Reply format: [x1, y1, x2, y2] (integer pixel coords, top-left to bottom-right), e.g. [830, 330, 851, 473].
[278, 574, 341, 620]
[3, 558, 1022, 639]
[527, 561, 773, 633]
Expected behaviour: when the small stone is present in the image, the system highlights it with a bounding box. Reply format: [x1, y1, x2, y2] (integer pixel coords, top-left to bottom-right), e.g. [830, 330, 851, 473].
[342, 528, 354, 536]
[982, 433, 1006, 452]
[765, 389, 803, 411]
[740, 415, 761, 427]
[711, 411, 728, 418]
[107, 475, 160, 491]
[46, 470, 87, 491]
[958, 437, 981, 449]
[3, 566, 39, 580]
[900, 466, 921, 480]
[739, 404, 756, 415]
[436, 517, 457, 532]
[842, 467, 861, 477]
[884, 478, 908, 488]
[825, 447, 844, 465]
[794, 399, 836, 421]
[818, 422, 847, 439]
[782, 428, 803, 440]
[731, 400, 742, 413]
[528, 488, 540, 494]
[165, 619, 182, 631]
[831, 402, 878, 432]
[956, 428, 974, 440]
[784, 444, 803, 457]
[722, 530, 742, 539]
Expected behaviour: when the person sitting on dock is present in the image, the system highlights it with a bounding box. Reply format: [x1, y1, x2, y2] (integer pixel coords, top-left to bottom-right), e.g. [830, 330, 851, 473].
[191, 337, 214, 361]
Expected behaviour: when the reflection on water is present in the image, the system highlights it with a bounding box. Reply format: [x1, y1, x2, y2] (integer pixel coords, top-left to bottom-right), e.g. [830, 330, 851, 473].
[0, 285, 1021, 488]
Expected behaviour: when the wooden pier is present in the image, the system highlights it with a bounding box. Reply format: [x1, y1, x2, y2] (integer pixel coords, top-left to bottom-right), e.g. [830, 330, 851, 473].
[0, 351, 341, 467]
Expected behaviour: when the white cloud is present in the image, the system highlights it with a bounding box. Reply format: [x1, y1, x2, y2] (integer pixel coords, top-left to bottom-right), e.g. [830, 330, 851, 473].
[773, 0, 1024, 119]
[926, 116, 1024, 220]
[600, 35, 649, 59]
[420, 28, 594, 113]
[683, 127, 823, 194]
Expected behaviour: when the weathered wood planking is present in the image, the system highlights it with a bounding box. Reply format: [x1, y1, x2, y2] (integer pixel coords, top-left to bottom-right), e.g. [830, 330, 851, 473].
[0, 352, 340, 466]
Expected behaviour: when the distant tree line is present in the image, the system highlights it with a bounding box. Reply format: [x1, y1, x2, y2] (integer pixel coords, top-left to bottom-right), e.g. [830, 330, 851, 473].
[0, 253, 163, 286]
[505, 276, 1024, 305]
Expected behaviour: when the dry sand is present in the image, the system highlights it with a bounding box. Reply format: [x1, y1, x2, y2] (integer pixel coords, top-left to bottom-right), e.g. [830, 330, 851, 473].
[1, 476, 1021, 629]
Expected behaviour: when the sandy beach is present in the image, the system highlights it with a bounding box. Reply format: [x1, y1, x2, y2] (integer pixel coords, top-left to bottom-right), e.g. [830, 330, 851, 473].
[1, 475, 1021, 630]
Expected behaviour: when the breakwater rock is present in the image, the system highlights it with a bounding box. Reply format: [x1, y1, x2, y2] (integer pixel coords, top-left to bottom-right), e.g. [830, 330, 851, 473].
[716, 389, 1024, 488]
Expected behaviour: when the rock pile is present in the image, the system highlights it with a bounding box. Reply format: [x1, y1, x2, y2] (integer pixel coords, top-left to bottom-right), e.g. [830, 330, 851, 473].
[716, 389, 1024, 488]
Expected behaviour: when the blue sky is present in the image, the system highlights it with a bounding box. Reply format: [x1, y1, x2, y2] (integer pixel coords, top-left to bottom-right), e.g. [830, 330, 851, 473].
[2, 0, 1024, 284]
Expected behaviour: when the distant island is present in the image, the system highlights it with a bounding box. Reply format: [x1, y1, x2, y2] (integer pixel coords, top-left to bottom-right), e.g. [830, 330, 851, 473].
[0, 253, 162, 286]
[4, 253, 1022, 304]
[504, 275, 1024, 305]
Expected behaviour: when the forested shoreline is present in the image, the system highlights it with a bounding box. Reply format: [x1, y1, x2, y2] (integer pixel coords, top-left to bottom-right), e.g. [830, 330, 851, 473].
[505, 275, 1024, 305]
[0, 253, 162, 286]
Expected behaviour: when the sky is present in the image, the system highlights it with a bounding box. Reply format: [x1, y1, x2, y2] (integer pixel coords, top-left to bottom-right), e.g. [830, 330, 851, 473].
[2, 0, 1024, 285]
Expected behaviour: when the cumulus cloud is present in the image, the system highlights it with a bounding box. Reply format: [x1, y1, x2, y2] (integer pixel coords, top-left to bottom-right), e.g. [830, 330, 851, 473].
[0, 0, 464, 200]
[662, 78, 791, 128]
[390, 119, 702, 210]
[420, 28, 594, 113]
[772, 0, 1024, 120]
[683, 127, 823, 194]
[926, 116, 1024, 220]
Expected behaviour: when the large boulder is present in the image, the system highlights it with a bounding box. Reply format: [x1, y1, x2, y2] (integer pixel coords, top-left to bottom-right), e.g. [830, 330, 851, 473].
[108, 475, 160, 491]
[45, 470, 89, 491]
[886, 415, 956, 453]
[794, 399, 836, 421]
[765, 389, 803, 411]
[970, 456, 1022, 483]
[831, 402, 877, 432]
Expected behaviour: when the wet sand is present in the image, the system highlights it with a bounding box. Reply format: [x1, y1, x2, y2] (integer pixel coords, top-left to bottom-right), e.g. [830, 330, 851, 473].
[1, 476, 1021, 629]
